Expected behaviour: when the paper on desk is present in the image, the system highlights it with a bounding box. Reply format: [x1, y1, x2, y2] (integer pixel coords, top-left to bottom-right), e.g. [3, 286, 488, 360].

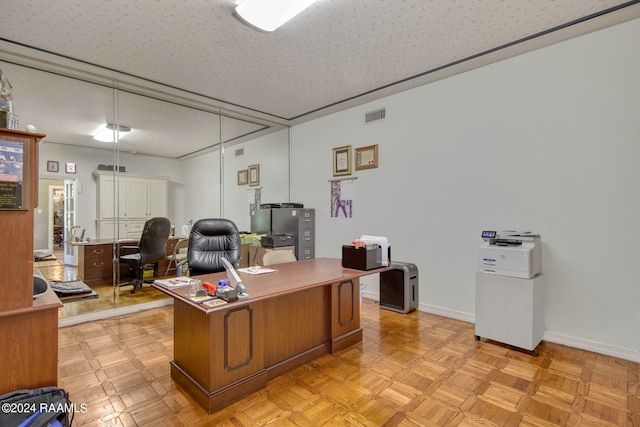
[237, 267, 277, 275]
[154, 277, 190, 287]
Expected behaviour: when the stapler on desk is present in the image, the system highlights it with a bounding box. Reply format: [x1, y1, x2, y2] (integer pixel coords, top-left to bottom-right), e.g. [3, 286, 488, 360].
[216, 286, 238, 302]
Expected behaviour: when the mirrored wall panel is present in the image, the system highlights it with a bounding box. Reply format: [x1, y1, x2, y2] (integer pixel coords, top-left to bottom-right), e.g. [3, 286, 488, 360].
[1, 58, 289, 321]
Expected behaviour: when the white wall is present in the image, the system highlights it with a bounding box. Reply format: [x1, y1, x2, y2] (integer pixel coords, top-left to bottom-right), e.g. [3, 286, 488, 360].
[179, 148, 222, 228]
[181, 129, 290, 233]
[291, 18, 640, 358]
[223, 129, 290, 232]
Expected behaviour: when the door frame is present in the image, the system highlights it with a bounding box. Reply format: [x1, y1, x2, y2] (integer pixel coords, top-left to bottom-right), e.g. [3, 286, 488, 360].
[48, 184, 64, 254]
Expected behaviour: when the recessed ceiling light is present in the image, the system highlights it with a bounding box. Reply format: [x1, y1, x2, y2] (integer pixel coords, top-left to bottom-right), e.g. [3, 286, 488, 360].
[235, 0, 318, 32]
[92, 123, 132, 142]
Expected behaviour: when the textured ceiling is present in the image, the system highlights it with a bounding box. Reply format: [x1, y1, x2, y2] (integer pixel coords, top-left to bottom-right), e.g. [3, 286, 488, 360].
[1, 0, 639, 157]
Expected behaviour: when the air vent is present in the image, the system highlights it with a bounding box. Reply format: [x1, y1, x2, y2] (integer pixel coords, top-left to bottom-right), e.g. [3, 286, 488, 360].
[235, 148, 244, 156]
[365, 108, 386, 124]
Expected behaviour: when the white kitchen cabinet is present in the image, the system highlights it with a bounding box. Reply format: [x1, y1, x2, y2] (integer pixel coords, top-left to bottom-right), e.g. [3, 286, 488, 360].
[94, 171, 169, 239]
[98, 219, 146, 240]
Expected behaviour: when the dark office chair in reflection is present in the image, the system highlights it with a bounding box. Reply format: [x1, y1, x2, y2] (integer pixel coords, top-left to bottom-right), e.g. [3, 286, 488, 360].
[185, 218, 241, 276]
[119, 217, 171, 293]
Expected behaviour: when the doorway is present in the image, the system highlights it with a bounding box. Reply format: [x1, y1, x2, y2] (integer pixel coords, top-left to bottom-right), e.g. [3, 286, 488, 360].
[50, 185, 64, 252]
[34, 178, 64, 254]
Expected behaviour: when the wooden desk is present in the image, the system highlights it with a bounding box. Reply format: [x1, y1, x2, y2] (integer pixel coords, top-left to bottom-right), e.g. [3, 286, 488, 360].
[76, 237, 180, 285]
[153, 258, 376, 413]
[0, 290, 62, 394]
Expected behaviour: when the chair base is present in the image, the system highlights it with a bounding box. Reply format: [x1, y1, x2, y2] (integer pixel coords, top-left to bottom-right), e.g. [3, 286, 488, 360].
[119, 279, 144, 293]
[120, 263, 158, 293]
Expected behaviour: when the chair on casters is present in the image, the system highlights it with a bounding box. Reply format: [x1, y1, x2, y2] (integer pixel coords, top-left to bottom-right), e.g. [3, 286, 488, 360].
[185, 218, 241, 276]
[262, 250, 296, 266]
[164, 237, 189, 277]
[119, 217, 171, 293]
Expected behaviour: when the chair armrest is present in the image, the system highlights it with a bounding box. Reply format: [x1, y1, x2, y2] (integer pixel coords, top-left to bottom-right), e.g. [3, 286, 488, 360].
[119, 245, 140, 255]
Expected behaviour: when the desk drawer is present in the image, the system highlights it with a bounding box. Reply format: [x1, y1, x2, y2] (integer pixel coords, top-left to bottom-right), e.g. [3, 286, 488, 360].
[297, 247, 315, 260]
[84, 244, 112, 263]
[298, 229, 314, 246]
[125, 221, 145, 238]
[299, 210, 315, 229]
[80, 244, 113, 281]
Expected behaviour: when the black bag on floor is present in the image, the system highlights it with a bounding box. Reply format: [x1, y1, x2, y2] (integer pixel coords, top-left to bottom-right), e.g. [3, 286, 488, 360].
[0, 386, 71, 427]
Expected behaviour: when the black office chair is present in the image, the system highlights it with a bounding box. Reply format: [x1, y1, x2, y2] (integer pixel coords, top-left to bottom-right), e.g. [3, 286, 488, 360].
[187, 218, 241, 276]
[119, 217, 171, 293]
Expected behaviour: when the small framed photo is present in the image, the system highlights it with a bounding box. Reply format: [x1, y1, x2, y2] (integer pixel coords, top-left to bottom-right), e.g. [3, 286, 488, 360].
[355, 144, 378, 170]
[65, 162, 76, 174]
[237, 169, 248, 185]
[47, 160, 59, 173]
[332, 145, 352, 176]
[248, 164, 260, 186]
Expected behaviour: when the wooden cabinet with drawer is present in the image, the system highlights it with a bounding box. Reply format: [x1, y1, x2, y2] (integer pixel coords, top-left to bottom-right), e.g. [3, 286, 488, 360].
[78, 242, 113, 283]
[77, 237, 180, 285]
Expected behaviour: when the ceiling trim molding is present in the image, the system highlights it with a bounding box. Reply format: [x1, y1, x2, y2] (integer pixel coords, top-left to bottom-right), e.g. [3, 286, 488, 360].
[0, 36, 291, 125]
[288, 0, 640, 124]
[2, 1, 639, 127]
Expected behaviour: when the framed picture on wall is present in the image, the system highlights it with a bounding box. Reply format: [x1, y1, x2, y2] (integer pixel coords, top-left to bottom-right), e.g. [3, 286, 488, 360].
[248, 164, 260, 186]
[332, 145, 352, 176]
[355, 144, 378, 170]
[65, 162, 76, 174]
[237, 169, 248, 185]
[47, 160, 59, 173]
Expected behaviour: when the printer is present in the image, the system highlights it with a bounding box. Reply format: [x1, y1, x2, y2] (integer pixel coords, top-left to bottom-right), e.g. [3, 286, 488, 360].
[479, 230, 541, 279]
[261, 234, 295, 248]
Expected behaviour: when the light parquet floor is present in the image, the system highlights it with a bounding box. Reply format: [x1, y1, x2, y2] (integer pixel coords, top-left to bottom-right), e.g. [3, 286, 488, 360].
[58, 299, 640, 426]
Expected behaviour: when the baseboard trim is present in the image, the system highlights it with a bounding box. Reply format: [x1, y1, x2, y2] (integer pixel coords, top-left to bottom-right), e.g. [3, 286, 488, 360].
[58, 298, 174, 327]
[418, 303, 640, 363]
[420, 303, 475, 324]
[362, 291, 379, 301]
[542, 330, 640, 363]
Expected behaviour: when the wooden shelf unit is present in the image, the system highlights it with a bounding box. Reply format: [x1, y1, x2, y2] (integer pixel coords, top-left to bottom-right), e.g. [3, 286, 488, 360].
[0, 129, 62, 395]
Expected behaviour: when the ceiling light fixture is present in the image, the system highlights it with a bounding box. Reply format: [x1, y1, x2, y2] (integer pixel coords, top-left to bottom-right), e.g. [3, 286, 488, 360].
[92, 123, 132, 142]
[235, 0, 318, 32]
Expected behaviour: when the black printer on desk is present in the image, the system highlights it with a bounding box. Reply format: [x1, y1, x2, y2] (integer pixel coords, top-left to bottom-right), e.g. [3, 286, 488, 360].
[261, 234, 295, 248]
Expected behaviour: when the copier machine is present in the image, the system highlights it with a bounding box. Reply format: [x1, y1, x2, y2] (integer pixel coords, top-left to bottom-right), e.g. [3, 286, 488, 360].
[478, 230, 541, 279]
[475, 230, 545, 354]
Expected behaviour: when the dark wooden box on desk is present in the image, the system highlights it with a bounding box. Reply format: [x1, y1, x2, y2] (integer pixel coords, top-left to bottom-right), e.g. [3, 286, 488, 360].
[153, 258, 381, 413]
[342, 244, 382, 270]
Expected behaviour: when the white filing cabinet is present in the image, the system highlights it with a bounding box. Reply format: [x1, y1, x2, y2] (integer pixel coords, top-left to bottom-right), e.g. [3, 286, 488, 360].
[475, 271, 545, 355]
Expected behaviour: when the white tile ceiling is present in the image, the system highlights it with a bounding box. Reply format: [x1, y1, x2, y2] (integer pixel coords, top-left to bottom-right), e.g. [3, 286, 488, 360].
[1, 0, 639, 157]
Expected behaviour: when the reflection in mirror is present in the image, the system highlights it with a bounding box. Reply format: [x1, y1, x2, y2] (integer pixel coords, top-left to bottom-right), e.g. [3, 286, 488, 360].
[4, 58, 289, 323]
[222, 116, 290, 233]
